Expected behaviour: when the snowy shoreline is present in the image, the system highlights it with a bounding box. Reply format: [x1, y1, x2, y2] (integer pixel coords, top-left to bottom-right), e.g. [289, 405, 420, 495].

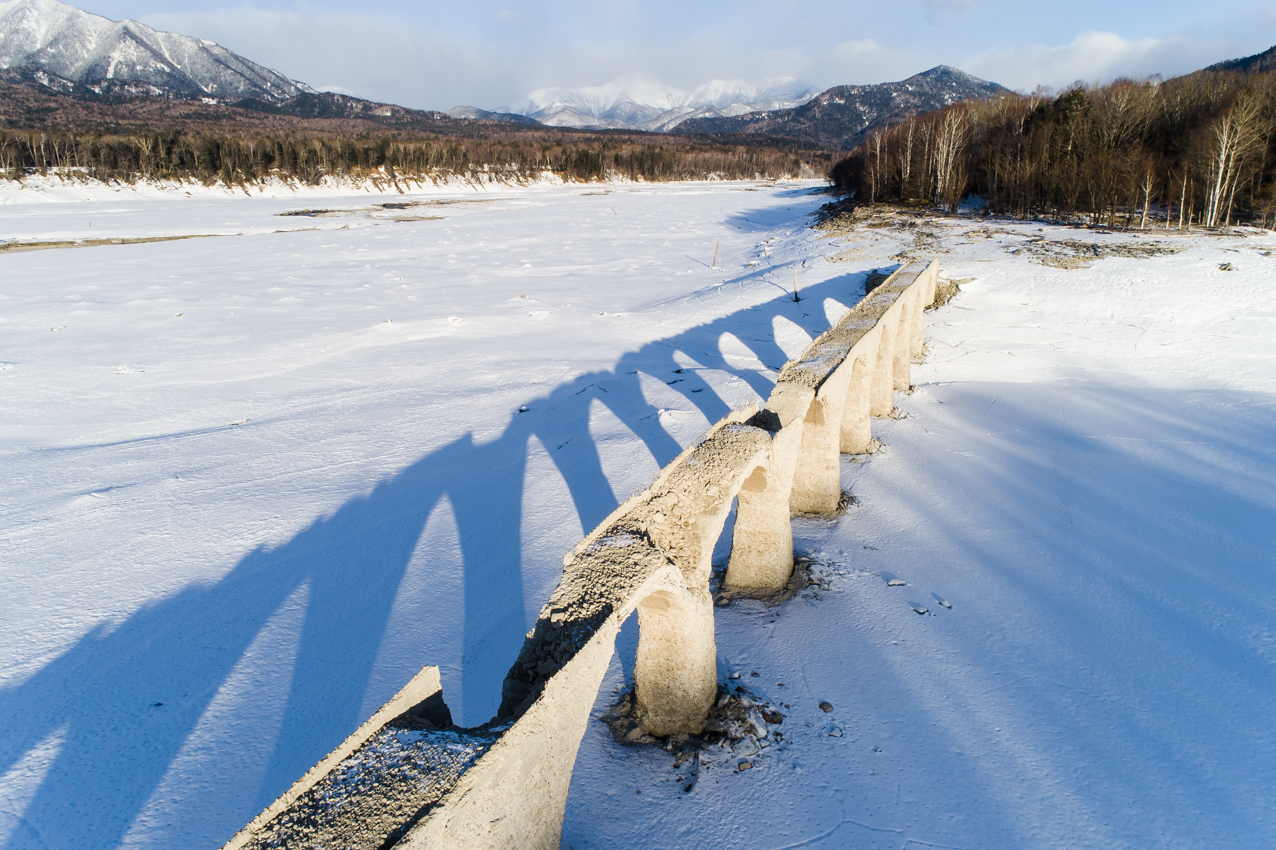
[0, 168, 795, 207]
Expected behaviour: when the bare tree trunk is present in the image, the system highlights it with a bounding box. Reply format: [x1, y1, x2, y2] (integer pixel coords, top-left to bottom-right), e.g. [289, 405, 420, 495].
[932, 108, 969, 211]
[1139, 168, 1155, 229]
[1179, 174, 1188, 229]
[899, 119, 915, 199]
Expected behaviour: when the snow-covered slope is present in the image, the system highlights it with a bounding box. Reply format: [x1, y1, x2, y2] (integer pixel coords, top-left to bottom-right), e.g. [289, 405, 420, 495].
[0, 0, 310, 101]
[497, 76, 819, 131]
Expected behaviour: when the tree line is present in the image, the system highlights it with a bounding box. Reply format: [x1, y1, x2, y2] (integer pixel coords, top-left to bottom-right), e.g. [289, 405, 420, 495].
[0, 132, 827, 185]
[830, 69, 1276, 228]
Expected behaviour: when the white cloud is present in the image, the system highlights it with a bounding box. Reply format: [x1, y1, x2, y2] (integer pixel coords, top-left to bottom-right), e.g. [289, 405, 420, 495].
[139, 5, 872, 110]
[963, 31, 1223, 92]
[141, 7, 530, 109]
[807, 39, 929, 87]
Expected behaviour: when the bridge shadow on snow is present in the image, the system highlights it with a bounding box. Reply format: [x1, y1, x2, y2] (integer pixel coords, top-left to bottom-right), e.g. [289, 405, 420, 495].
[560, 380, 1276, 849]
[0, 271, 871, 849]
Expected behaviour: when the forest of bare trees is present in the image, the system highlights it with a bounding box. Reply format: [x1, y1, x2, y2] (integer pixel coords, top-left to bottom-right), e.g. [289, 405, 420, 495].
[0, 132, 829, 185]
[830, 69, 1276, 228]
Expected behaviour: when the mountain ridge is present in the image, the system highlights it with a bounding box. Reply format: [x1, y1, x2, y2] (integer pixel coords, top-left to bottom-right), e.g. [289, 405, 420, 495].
[0, 0, 310, 102]
[675, 66, 1012, 150]
[1201, 44, 1276, 76]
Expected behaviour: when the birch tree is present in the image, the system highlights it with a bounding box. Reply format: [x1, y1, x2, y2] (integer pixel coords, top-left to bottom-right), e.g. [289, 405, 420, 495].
[1200, 94, 1264, 227]
[932, 108, 970, 211]
[898, 119, 915, 199]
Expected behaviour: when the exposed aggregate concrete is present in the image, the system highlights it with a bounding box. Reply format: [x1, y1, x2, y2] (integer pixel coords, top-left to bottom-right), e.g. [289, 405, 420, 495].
[240, 719, 497, 850]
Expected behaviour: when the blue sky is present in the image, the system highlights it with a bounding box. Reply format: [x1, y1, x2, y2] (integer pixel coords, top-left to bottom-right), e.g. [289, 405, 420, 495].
[79, 1, 1276, 109]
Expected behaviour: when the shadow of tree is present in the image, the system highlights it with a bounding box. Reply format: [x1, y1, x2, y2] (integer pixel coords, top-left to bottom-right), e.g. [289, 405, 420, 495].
[0, 272, 868, 850]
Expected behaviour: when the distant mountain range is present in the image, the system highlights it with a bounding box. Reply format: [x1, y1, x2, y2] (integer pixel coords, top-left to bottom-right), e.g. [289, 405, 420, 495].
[439, 105, 541, 126]
[5, 0, 1273, 155]
[451, 77, 820, 132]
[0, 0, 309, 101]
[0, 0, 528, 134]
[445, 69, 1011, 148]
[675, 67, 1011, 150]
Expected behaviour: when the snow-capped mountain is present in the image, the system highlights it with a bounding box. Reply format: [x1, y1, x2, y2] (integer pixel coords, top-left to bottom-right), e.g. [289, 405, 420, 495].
[494, 76, 819, 131]
[0, 0, 310, 101]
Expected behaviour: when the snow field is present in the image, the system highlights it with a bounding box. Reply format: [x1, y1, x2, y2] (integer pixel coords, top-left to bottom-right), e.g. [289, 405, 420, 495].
[2, 180, 1274, 849]
[0, 179, 843, 849]
[563, 219, 1276, 849]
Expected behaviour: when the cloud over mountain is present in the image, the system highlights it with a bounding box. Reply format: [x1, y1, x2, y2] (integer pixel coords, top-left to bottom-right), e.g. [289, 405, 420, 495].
[493, 75, 819, 132]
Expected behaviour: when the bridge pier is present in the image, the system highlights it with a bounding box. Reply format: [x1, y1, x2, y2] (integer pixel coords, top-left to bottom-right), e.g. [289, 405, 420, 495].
[893, 295, 915, 391]
[840, 338, 880, 453]
[870, 308, 900, 415]
[634, 585, 718, 736]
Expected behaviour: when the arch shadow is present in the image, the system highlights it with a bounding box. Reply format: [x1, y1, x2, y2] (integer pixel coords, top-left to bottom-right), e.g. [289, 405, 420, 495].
[0, 272, 869, 850]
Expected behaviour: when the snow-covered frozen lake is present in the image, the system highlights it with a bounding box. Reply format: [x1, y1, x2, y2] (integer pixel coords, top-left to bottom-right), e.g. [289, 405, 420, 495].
[2, 180, 1274, 849]
[565, 215, 1276, 849]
